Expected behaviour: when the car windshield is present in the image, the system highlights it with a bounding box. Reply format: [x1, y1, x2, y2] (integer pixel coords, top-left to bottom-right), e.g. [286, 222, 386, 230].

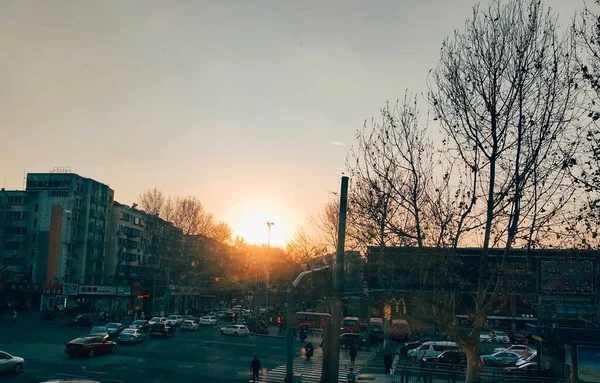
[370, 324, 384, 331]
[106, 323, 119, 328]
[343, 320, 358, 327]
[133, 321, 145, 325]
[122, 329, 135, 335]
[495, 332, 508, 336]
[184, 320, 194, 324]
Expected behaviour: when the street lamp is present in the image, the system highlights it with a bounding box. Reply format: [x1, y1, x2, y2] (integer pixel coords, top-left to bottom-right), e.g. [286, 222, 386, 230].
[266, 221, 274, 310]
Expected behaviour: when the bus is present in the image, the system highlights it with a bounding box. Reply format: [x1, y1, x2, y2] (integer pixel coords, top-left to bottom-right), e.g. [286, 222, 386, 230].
[369, 317, 385, 342]
[293, 312, 331, 330]
[342, 316, 360, 333]
[389, 319, 410, 342]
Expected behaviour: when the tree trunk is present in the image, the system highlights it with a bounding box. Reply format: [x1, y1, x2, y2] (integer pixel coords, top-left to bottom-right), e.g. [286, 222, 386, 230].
[464, 341, 482, 383]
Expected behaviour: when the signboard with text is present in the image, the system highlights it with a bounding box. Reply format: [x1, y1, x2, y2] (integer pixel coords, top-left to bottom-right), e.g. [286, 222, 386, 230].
[43, 283, 63, 295]
[78, 285, 116, 295]
[117, 285, 132, 296]
[63, 283, 79, 296]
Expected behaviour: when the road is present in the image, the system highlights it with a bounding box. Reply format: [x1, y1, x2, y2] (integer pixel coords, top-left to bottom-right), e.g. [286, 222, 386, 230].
[0, 318, 300, 383]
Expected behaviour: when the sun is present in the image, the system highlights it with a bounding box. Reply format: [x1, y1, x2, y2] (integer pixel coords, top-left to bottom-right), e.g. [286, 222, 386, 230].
[224, 198, 298, 247]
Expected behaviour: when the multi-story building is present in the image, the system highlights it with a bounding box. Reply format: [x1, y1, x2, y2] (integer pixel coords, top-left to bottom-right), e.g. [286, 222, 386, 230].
[24, 171, 114, 309]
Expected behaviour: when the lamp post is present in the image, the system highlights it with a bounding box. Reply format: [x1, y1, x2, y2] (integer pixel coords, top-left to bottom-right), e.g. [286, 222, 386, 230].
[266, 221, 274, 310]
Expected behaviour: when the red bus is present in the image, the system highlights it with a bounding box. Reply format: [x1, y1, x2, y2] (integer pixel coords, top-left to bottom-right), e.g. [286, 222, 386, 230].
[293, 312, 331, 330]
[342, 316, 360, 333]
[389, 319, 410, 342]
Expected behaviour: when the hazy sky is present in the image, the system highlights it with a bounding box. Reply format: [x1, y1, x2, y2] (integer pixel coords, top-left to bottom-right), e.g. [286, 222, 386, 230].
[0, 0, 582, 244]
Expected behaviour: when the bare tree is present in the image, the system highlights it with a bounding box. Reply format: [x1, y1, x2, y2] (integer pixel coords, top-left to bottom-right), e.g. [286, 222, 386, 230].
[428, 0, 580, 381]
[207, 221, 233, 245]
[138, 188, 166, 217]
[285, 227, 328, 266]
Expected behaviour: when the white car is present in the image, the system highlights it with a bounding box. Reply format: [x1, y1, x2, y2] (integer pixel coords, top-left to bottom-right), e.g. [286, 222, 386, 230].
[0, 351, 25, 373]
[149, 316, 167, 325]
[181, 320, 200, 331]
[118, 328, 146, 344]
[493, 344, 534, 356]
[166, 315, 183, 327]
[198, 316, 218, 326]
[479, 332, 493, 343]
[492, 331, 510, 343]
[219, 325, 250, 337]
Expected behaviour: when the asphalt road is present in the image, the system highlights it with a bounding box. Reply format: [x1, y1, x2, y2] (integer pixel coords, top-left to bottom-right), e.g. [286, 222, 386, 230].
[0, 319, 301, 383]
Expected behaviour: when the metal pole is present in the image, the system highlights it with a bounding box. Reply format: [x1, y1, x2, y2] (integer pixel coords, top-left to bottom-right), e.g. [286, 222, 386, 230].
[266, 221, 274, 311]
[285, 284, 294, 383]
[328, 176, 349, 383]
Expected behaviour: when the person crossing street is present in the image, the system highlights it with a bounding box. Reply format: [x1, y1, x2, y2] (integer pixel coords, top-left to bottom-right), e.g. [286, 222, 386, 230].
[250, 355, 261, 382]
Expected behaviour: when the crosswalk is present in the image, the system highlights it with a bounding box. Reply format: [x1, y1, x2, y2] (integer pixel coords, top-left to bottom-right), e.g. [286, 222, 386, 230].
[250, 347, 375, 383]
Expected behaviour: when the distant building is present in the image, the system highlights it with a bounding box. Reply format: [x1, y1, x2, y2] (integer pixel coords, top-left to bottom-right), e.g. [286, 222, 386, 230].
[0, 189, 30, 284]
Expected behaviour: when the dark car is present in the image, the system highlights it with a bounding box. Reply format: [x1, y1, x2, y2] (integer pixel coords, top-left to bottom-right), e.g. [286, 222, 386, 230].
[369, 324, 385, 342]
[423, 350, 467, 366]
[65, 336, 116, 357]
[89, 326, 109, 340]
[70, 314, 93, 327]
[149, 322, 175, 338]
[223, 311, 236, 323]
[340, 333, 367, 349]
[105, 323, 124, 338]
[401, 338, 433, 355]
[130, 320, 150, 332]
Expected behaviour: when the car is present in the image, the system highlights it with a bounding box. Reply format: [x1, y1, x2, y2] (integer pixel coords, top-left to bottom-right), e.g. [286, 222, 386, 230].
[493, 344, 534, 356]
[492, 331, 510, 343]
[503, 361, 538, 376]
[401, 338, 433, 355]
[105, 323, 124, 338]
[118, 328, 146, 344]
[89, 326, 109, 339]
[423, 350, 466, 365]
[217, 311, 226, 319]
[148, 316, 167, 325]
[70, 314, 93, 327]
[198, 316, 218, 326]
[0, 351, 25, 373]
[149, 322, 175, 338]
[408, 341, 460, 360]
[340, 333, 368, 349]
[129, 320, 150, 332]
[219, 325, 250, 337]
[166, 315, 183, 327]
[479, 332, 492, 343]
[65, 336, 116, 357]
[481, 351, 521, 366]
[181, 320, 200, 331]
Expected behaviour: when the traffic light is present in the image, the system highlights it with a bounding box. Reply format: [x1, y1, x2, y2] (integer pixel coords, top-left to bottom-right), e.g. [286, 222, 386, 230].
[277, 316, 281, 324]
[215, 277, 220, 282]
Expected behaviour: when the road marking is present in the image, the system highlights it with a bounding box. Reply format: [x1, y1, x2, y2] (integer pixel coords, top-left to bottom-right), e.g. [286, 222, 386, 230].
[55, 373, 88, 378]
[87, 370, 109, 375]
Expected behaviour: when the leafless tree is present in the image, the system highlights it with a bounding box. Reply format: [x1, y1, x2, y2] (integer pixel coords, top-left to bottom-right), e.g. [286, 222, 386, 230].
[138, 188, 165, 217]
[285, 227, 329, 266]
[207, 221, 233, 245]
[428, 0, 580, 380]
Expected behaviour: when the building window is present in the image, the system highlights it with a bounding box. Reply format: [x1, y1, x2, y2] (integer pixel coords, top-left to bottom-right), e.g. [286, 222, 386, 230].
[134, 216, 141, 225]
[76, 198, 82, 207]
[5, 211, 27, 220]
[6, 196, 24, 204]
[31, 233, 36, 242]
[31, 249, 35, 257]
[5, 241, 21, 250]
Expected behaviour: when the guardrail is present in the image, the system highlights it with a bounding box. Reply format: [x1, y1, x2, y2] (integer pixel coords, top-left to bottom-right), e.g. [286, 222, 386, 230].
[392, 365, 565, 383]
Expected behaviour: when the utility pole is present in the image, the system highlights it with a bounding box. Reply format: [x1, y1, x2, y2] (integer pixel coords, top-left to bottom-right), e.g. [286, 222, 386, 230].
[266, 221, 274, 310]
[326, 176, 349, 383]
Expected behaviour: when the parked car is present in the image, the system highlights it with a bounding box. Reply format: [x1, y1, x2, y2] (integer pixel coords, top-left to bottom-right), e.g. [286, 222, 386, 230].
[181, 320, 200, 331]
[503, 362, 538, 376]
[423, 350, 466, 366]
[493, 344, 534, 356]
[0, 351, 25, 373]
[219, 325, 249, 337]
[70, 314, 93, 327]
[481, 351, 521, 367]
[340, 333, 368, 349]
[105, 323, 124, 338]
[492, 331, 510, 344]
[479, 332, 493, 343]
[407, 342, 460, 360]
[129, 320, 150, 332]
[89, 326, 109, 339]
[148, 317, 167, 325]
[166, 315, 183, 327]
[198, 316, 218, 326]
[65, 336, 116, 357]
[401, 338, 433, 355]
[149, 323, 175, 338]
[118, 328, 146, 344]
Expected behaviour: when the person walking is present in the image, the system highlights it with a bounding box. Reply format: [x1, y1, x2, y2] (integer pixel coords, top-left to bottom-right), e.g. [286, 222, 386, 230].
[384, 352, 393, 374]
[346, 367, 357, 383]
[250, 355, 261, 382]
[349, 344, 357, 366]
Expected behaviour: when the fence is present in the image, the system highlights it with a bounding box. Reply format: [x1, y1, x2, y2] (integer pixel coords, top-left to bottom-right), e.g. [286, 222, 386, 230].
[392, 364, 565, 383]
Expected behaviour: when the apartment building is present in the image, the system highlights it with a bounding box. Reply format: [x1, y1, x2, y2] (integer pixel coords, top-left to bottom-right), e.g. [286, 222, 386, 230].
[0, 189, 31, 283]
[25, 172, 114, 286]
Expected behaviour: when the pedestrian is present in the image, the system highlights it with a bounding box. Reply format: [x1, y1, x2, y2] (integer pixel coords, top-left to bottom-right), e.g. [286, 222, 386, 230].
[384, 352, 393, 374]
[250, 355, 261, 382]
[346, 367, 357, 383]
[11, 309, 17, 324]
[349, 344, 357, 365]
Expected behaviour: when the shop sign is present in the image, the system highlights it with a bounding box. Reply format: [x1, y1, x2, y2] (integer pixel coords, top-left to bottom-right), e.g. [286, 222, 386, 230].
[43, 283, 63, 295]
[0, 282, 42, 293]
[63, 283, 79, 296]
[117, 285, 132, 296]
[78, 285, 116, 295]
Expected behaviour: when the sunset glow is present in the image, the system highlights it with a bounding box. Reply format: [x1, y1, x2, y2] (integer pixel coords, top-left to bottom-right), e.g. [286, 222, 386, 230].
[224, 198, 298, 247]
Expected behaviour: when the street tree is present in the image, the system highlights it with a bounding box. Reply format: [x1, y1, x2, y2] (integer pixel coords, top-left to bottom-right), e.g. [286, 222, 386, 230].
[428, 0, 580, 381]
[285, 227, 329, 266]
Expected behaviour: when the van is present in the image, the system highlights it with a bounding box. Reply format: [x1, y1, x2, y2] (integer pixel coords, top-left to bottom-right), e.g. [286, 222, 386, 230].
[389, 319, 410, 342]
[407, 341, 460, 360]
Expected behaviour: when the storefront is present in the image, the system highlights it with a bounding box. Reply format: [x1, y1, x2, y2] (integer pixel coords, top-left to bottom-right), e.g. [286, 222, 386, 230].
[77, 285, 116, 312]
[0, 282, 42, 310]
[114, 285, 132, 312]
[40, 283, 79, 310]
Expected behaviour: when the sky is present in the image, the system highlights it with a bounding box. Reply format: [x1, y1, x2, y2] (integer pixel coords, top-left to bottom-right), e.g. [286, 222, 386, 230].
[0, 0, 583, 246]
